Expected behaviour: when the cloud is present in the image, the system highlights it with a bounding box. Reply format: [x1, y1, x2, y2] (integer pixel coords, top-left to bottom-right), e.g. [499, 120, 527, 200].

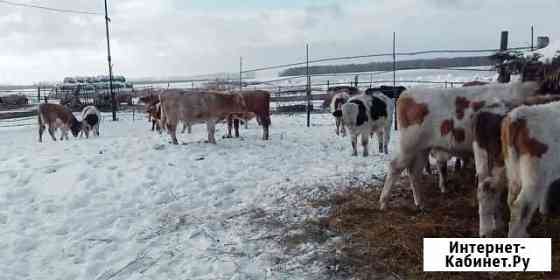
[0, 0, 558, 84]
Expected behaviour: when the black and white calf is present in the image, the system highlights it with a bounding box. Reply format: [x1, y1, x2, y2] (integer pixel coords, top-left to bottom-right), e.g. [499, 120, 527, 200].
[80, 105, 101, 138]
[330, 91, 351, 136]
[342, 92, 393, 156]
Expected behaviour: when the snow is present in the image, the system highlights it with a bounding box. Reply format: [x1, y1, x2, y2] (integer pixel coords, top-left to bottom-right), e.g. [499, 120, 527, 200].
[0, 112, 395, 280]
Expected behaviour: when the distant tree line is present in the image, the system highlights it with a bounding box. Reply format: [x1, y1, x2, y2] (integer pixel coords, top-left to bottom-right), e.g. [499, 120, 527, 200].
[279, 56, 494, 76]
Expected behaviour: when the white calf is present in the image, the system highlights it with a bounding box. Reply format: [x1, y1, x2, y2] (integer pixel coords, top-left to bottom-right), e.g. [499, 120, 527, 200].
[80, 105, 101, 138]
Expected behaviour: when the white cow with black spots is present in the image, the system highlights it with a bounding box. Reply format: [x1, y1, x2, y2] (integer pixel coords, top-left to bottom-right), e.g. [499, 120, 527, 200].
[330, 91, 351, 136]
[341, 91, 393, 156]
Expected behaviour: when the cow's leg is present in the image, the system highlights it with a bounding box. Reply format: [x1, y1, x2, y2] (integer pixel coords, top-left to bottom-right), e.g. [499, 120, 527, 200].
[383, 126, 390, 154]
[380, 154, 414, 210]
[361, 132, 369, 157]
[244, 118, 248, 129]
[263, 122, 269, 140]
[95, 125, 100, 136]
[436, 159, 448, 193]
[376, 131, 383, 154]
[341, 121, 346, 137]
[167, 123, 178, 145]
[234, 119, 240, 138]
[508, 191, 538, 238]
[206, 120, 217, 144]
[350, 133, 358, 156]
[181, 122, 187, 134]
[455, 158, 462, 171]
[151, 120, 156, 131]
[408, 150, 430, 210]
[226, 117, 233, 138]
[39, 124, 46, 143]
[48, 127, 57, 141]
[335, 118, 340, 136]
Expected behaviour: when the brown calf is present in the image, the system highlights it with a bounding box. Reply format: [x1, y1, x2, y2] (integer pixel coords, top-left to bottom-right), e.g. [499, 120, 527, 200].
[37, 103, 82, 142]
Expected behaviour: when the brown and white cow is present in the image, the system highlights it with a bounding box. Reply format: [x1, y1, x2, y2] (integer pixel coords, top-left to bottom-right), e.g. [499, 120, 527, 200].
[500, 101, 560, 237]
[159, 90, 247, 144]
[37, 103, 82, 142]
[80, 105, 101, 138]
[379, 81, 539, 210]
[474, 95, 560, 237]
[225, 90, 271, 140]
[426, 81, 491, 193]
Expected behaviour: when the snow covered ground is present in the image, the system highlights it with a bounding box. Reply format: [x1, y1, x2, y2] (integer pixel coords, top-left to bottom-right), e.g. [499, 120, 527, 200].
[0, 113, 396, 280]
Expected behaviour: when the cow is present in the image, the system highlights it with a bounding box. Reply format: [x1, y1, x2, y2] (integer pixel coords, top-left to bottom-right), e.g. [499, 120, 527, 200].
[159, 90, 247, 144]
[426, 82, 492, 192]
[322, 86, 360, 109]
[37, 103, 82, 142]
[341, 91, 393, 156]
[80, 105, 101, 138]
[141, 94, 191, 134]
[225, 90, 271, 140]
[500, 101, 560, 237]
[379, 81, 539, 211]
[474, 95, 560, 237]
[330, 91, 351, 136]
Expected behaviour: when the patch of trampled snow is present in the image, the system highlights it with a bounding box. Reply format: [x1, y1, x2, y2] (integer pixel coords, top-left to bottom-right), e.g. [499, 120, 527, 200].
[0, 113, 396, 280]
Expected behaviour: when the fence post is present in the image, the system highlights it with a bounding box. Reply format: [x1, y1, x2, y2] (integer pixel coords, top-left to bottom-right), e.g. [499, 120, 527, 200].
[37, 87, 41, 105]
[354, 75, 359, 88]
[306, 44, 311, 127]
[239, 56, 243, 92]
[498, 30, 510, 83]
[393, 31, 398, 131]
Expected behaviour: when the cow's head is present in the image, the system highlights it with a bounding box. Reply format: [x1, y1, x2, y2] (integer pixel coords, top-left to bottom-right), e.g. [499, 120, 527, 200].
[477, 176, 508, 237]
[332, 110, 342, 118]
[70, 118, 82, 137]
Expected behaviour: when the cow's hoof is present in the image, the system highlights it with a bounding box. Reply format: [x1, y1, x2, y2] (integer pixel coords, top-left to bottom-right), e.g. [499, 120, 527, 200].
[379, 202, 387, 210]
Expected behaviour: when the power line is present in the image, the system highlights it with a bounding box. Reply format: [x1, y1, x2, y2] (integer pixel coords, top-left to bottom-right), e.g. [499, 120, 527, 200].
[241, 47, 531, 73]
[0, 0, 102, 15]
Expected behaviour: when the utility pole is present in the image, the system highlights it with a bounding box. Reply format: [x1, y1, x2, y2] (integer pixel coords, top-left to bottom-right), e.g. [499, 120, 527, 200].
[104, 0, 116, 121]
[239, 56, 243, 92]
[531, 25, 534, 51]
[306, 44, 311, 127]
[393, 32, 397, 130]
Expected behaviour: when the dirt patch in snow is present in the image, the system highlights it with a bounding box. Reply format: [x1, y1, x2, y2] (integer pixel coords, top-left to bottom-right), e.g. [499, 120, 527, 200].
[308, 167, 560, 280]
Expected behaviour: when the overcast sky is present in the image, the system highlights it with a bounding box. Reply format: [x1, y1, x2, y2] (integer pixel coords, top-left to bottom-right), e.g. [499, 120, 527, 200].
[0, 0, 558, 84]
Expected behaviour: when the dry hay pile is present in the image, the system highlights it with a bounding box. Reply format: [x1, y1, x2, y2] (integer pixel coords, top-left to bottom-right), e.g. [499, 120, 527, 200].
[310, 167, 560, 280]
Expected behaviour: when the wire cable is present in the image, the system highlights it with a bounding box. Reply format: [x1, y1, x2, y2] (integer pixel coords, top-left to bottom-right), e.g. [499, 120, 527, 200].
[0, 0, 102, 15]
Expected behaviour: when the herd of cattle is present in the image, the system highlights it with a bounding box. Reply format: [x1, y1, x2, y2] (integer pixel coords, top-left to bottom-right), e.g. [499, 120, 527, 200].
[34, 79, 559, 238]
[328, 79, 560, 238]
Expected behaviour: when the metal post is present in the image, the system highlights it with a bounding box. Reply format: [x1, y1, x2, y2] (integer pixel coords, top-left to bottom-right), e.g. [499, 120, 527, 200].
[393, 32, 398, 130]
[239, 56, 243, 92]
[531, 25, 534, 51]
[104, 0, 116, 121]
[306, 44, 311, 127]
[354, 75, 359, 88]
[498, 31, 510, 83]
[37, 87, 40, 105]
